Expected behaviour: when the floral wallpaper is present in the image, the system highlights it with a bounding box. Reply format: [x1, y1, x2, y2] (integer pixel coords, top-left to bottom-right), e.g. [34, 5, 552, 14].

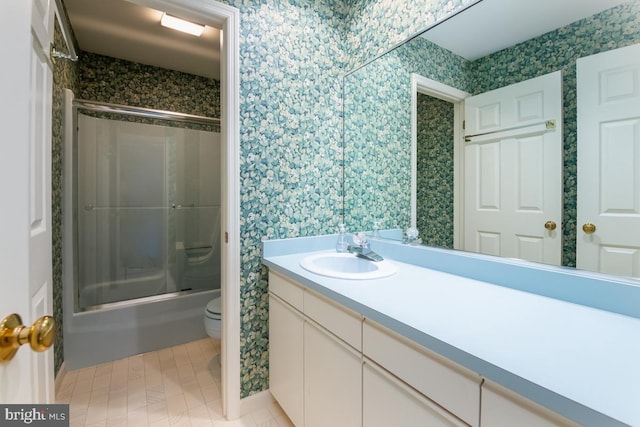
[344, 0, 640, 269]
[78, 52, 221, 122]
[52, 20, 80, 375]
[222, 0, 476, 398]
[416, 93, 454, 248]
[220, 0, 347, 397]
[344, 35, 468, 233]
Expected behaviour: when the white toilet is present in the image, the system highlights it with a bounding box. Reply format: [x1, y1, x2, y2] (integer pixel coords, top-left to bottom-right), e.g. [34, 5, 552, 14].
[204, 296, 222, 339]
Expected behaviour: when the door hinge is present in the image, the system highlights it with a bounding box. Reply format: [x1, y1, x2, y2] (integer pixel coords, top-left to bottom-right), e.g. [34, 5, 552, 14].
[225, 232, 229, 243]
[463, 120, 466, 130]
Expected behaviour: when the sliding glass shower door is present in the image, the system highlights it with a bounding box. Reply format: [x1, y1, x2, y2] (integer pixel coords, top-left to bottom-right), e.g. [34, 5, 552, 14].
[75, 112, 221, 310]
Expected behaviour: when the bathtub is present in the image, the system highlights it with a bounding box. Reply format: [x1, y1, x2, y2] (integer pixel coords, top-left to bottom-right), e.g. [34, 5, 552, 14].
[63, 288, 219, 370]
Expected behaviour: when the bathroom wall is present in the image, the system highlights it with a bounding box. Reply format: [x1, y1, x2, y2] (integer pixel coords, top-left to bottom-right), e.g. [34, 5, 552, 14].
[416, 93, 454, 248]
[221, 0, 475, 398]
[52, 20, 80, 375]
[78, 52, 221, 123]
[344, 35, 468, 233]
[219, 0, 346, 397]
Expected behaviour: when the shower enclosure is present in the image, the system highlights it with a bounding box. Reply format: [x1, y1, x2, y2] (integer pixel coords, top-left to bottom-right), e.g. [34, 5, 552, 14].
[63, 89, 222, 368]
[75, 103, 221, 309]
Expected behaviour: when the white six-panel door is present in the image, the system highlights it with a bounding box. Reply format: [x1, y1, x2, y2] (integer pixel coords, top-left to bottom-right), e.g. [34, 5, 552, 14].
[0, 0, 55, 403]
[577, 43, 640, 278]
[464, 71, 563, 265]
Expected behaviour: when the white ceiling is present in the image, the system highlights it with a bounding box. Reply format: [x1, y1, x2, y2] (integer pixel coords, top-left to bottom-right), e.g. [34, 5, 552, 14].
[63, 0, 221, 80]
[423, 0, 630, 60]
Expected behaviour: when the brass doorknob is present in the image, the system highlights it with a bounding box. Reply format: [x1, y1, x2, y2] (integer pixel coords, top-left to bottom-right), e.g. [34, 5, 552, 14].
[582, 223, 597, 234]
[544, 221, 557, 231]
[1, 314, 55, 362]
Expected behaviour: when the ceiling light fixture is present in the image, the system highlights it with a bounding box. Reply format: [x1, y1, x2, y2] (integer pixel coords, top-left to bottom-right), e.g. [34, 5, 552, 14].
[160, 13, 204, 37]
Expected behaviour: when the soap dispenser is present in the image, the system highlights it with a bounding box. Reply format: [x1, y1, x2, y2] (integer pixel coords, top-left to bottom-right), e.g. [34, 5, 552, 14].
[336, 223, 348, 253]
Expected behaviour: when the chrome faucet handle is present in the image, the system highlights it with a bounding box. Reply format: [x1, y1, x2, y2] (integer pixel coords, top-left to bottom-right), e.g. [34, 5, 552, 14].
[352, 232, 368, 248]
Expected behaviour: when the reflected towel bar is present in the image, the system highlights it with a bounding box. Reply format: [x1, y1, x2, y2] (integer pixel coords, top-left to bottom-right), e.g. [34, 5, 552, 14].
[465, 119, 556, 144]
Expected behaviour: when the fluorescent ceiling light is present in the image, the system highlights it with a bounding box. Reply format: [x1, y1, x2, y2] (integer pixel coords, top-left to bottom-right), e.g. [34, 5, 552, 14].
[160, 13, 204, 37]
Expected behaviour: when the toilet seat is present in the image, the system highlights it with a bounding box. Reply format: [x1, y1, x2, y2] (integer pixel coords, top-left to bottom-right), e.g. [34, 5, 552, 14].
[204, 296, 222, 340]
[205, 296, 221, 319]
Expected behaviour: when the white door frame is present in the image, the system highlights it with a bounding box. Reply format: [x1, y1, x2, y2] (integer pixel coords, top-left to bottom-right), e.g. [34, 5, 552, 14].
[411, 74, 469, 249]
[128, 0, 241, 418]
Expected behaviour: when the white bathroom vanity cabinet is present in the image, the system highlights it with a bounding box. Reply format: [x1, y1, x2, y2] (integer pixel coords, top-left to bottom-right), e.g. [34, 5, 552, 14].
[268, 271, 581, 427]
[263, 235, 640, 427]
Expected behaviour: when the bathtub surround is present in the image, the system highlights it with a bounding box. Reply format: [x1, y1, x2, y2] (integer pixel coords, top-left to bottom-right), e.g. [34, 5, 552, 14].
[51, 39, 222, 373]
[63, 89, 223, 371]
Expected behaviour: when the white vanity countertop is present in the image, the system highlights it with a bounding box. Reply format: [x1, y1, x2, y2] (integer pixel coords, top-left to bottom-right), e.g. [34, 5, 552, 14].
[263, 243, 640, 427]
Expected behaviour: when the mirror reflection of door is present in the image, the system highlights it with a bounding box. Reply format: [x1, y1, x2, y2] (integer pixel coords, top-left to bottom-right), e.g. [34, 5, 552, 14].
[463, 71, 563, 265]
[577, 42, 640, 278]
[412, 75, 468, 249]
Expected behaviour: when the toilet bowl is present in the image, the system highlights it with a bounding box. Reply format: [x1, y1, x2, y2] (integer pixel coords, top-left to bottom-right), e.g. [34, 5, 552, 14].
[204, 296, 222, 339]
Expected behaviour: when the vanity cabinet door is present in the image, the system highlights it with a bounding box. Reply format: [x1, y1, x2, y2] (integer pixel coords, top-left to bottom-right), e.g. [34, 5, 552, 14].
[304, 319, 362, 427]
[363, 319, 481, 426]
[363, 360, 469, 427]
[481, 381, 580, 427]
[269, 294, 304, 427]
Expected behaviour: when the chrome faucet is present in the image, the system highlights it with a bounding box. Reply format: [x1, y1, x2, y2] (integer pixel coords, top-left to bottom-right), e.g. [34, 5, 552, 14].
[348, 232, 384, 262]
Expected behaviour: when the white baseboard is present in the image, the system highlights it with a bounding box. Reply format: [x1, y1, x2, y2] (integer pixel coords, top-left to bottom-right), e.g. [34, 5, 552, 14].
[238, 390, 275, 418]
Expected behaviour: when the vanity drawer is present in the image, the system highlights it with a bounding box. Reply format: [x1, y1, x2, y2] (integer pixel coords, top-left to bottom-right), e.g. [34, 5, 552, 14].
[363, 319, 481, 426]
[481, 380, 581, 427]
[269, 272, 303, 311]
[304, 289, 362, 351]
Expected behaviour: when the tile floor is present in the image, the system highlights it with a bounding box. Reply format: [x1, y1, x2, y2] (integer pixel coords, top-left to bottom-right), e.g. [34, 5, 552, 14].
[56, 338, 294, 427]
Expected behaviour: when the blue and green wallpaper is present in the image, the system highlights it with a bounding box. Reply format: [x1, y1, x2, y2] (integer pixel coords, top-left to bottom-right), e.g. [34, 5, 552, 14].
[416, 93, 454, 249]
[220, 0, 475, 397]
[52, 20, 80, 376]
[344, 35, 469, 232]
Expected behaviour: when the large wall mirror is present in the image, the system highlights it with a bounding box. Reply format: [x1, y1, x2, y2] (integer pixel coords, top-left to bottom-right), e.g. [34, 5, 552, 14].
[343, 0, 640, 279]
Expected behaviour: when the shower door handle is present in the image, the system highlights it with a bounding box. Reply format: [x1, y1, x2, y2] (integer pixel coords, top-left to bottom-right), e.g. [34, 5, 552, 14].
[172, 203, 195, 209]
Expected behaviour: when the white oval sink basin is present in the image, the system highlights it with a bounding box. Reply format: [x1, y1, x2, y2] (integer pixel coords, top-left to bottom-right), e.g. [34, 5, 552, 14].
[299, 252, 396, 280]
